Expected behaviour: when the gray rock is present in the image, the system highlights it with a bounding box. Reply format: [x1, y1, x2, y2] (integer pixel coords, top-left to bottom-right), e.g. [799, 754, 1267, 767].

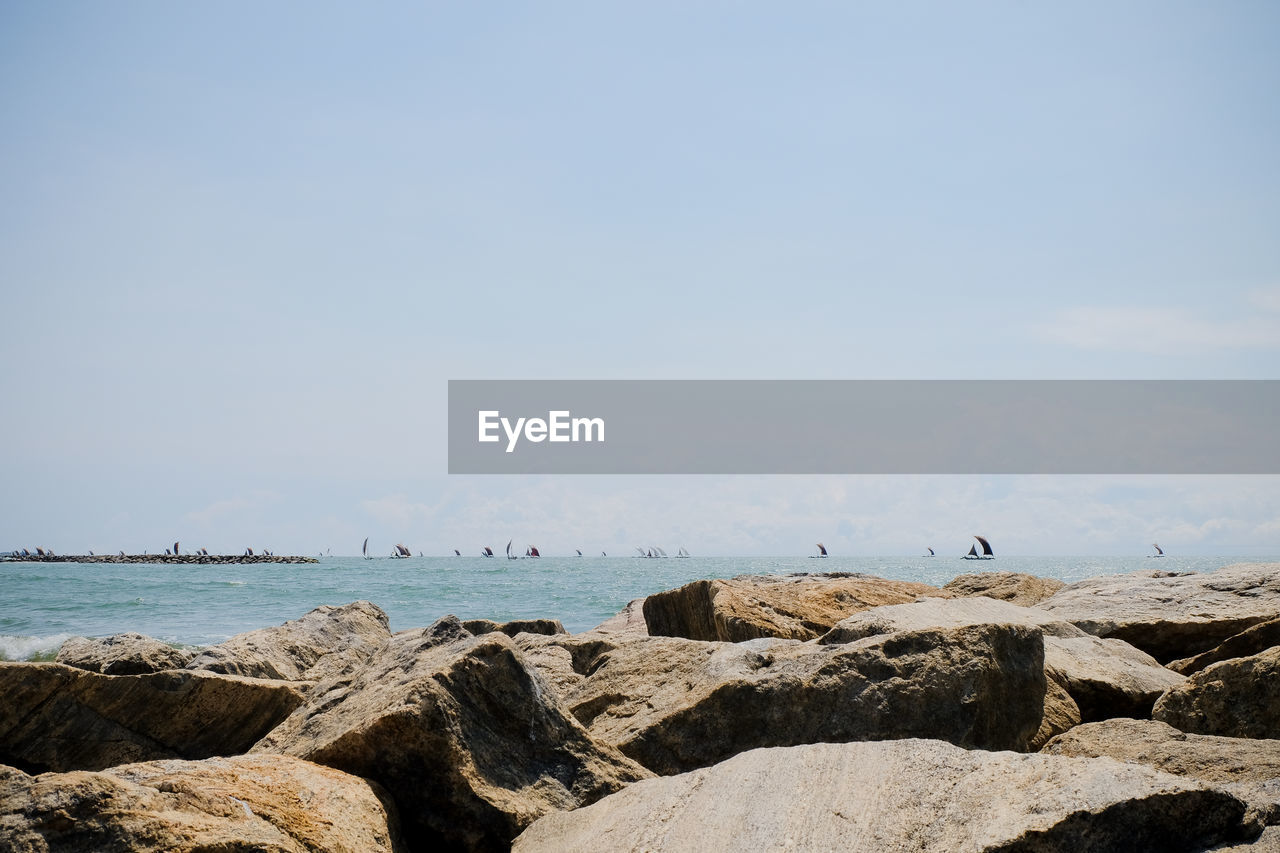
[54, 633, 195, 675]
[1043, 718, 1280, 826]
[1170, 616, 1280, 675]
[581, 598, 649, 637]
[0, 663, 305, 773]
[462, 617, 567, 637]
[518, 622, 1046, 775]
[186, 600, 391, 682]
[820, 595, 1183, 722]
[942, 571, 1066, 606]
[1155, 646, 1280, 740]
[643, 574, 946, 642]
[512, 739, 1261, 853]
[252, 622, 650, 853]
[1037, 563, 1280, 662]
[0, 755, 401, 852]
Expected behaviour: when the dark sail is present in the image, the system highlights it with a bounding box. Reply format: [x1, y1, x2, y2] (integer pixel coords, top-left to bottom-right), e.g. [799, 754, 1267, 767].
[975, 536, 993, 556]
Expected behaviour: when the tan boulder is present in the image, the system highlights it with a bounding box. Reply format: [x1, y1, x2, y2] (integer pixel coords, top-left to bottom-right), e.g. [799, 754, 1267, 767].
[1155, 646, 1280, 740]
[186, 600, 390, 682]
[1037, 563, 1280, 662]
[253, 617, 650, 853]
[55, 633, 195, 675]
[1170, 616, 1280, 675]
[1043, 718, 1280, 825]
[462, 617, 566, 637]
[0, 754, 400, 852]
[642, 573, 947, 642]
[518, 622, 1046, 775]
[0, 663, 305, 773]
[820, 595, 1183, 722]
[942, 571, 1065, 605]
[581, 598, 648, 637]
[512, 739, 1261, 853]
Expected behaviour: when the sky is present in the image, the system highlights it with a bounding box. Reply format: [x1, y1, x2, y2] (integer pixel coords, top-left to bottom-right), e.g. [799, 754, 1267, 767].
[2, 2, 1278, 557]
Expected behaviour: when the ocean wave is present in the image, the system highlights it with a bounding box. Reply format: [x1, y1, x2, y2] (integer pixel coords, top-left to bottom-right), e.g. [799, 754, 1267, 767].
[0, 633, 73, 662]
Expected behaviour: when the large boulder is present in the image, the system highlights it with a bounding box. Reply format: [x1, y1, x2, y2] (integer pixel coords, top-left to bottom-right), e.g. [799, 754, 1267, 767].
[1037, 563, 1280, 663]
[511, 739, 1262, 853]
[55, 633, 195, 675]
[0, 663, 305, 773]
[1169, 616, 1280, 675]
[820, 595, 1183, 723]
[581, 598, 648, 637]
[462, 618, 566, 637]
[186, 600, 391, 682]
[0, 755, 401, 852]
[252, 617, 650, 853]
[518, 622, 1046, 775]
[1155, 647, 1280, 740]
[1042, 718, 1280, 825]
[643, 573, 947, 642]
[942, 571, 1065, 606]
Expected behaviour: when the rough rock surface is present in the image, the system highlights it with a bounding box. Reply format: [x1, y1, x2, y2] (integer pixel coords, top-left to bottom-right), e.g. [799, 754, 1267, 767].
[1170, 616, 1280, 675]
[1037, 563, 1280, 662]
[0, 663, 305, 773]
[186, 600, 390, 682]
[54, 633, 195, 675]
[519, 622, 1046, 775]
[1155, 646, 1280, 740]
[582, 598, 648, 637]
[253, 617, 650, 853]
[821, 596, 1183, 722]
[1043, 719, 1280, 825]
[942, 571, 1066, 606]
[0, 754, 400, 852]
[1209, 826, 1280, 851]
[1031, 677, 1083, 751]
[643, 573, 947, 642]
[511, 739, 1261, 853]
[462, 618, 566, 637]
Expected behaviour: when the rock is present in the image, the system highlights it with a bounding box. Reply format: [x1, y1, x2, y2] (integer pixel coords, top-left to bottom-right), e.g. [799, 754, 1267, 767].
[462, 618, 566, 637]
[1031, 676, 1082, 751]
[1037, 563, 1280, 662]
[0, 754, 401, 852]
[1042, 718, 1280, 825]
[186, 600, 391, 682]
[253, 619, 650, 853]
[0, 663, 305, 773]
[1170, 616, 1280, 675]
[643, 573, 947, 642]
[820, 596, 1183, 722]
[511, 739, 1261, 853]
[1155, 647, 1280, 739]
[1209, 826, 1280, 851]
[518, 623, 1046, 775]
[942, 571, 1066, 605]
[54, 633, 195, 675]
[581, 598, 648, 637]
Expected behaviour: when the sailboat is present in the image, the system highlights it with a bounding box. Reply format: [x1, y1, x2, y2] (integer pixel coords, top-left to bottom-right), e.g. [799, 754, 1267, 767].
[391, 544, 410, 558]
[529, 546, 541, 558]
[576, 549, 583, 556]
[963, 536, 995, 560]
[1149, 543, 1165, 558]
[362, 538, 371, 560]
[676, 547, 690, 558]
[811, 543, 828, 558]
[926, 547, 935, 556]
[506, 540, 517, 560]
[482, 546, 494, 558]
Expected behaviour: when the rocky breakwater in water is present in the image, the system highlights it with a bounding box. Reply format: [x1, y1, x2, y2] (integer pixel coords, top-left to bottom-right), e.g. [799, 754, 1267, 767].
[3, 563, 1280, 852]
[2, 553, 320, 564]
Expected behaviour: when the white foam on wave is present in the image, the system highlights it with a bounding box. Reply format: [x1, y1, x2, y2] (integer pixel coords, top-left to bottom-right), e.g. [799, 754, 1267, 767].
[0, 633, 73, 661]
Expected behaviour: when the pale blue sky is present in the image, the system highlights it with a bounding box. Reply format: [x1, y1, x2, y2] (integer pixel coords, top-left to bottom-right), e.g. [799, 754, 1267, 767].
[2, 2, 1278, 556]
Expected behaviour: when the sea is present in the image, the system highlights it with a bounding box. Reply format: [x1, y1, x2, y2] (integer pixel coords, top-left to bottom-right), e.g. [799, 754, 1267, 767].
[2, 554, 1275, 661]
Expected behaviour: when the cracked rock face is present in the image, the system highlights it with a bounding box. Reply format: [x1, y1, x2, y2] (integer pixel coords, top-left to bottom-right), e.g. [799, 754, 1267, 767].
[1036, 563, 1280, 663]
[513, 739, 1263, 853]
[55, 633, 195, 675]
[942, 571, 1066, 606]
[0, 754, 401, 853]
[186, 600, 391, 682]
[642, 574, 949, 642]
[253, 619, 650, 853]
[0, 663, 305, 773]
[520, 621, 1047, 775]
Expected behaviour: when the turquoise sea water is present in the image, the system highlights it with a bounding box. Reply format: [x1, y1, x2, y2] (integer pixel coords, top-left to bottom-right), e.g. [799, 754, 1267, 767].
[2, 554, 1275, 659]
